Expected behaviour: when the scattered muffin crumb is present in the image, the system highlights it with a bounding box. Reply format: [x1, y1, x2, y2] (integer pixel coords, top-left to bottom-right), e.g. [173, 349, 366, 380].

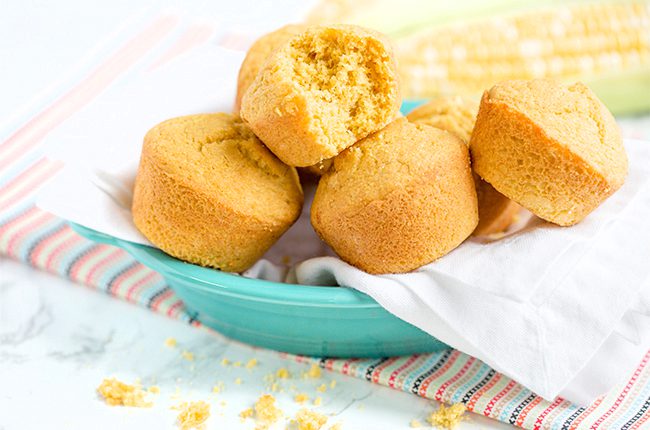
[181, 350, 194, 361]
[329, 424, 342, 430]
[316, 383, 327, 393]
[246, 358, 259, 369]
[254, 394, 284, 428]
[212, 382, 224, 393]
[173, 401, 210, 430]
[293, 408, 328, 430]
[426, 403, 467, 429]
[270, 382, 280, 392]
[235, 377, 243, 385]
[410, 419, 423, 428]
[305, 364, 322, 379]
[221, 358, 231, 366]
[276, 368, 291, 379]
[96, 378, 152, 407]
[240, 407, 254, 420]
[295, 393, 310, 404]
[148, 386, 160, 394]
[329, 380, 337, 389]
[233, 361, 242, 367]
[313, 396, 323, 406]
[164, 337, 178, 348]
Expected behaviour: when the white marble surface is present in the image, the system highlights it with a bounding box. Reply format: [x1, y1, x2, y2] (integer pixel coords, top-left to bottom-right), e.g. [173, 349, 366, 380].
[0, 259, 513, 430]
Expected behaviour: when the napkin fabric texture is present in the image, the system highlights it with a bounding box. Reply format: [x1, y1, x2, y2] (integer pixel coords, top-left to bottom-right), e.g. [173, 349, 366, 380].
[2, 11, 650, 429]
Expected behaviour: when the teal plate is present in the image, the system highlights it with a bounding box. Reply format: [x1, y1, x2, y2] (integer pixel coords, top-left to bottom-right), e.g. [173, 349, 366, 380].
[71, 222, 448, 358]
[68, 100, 447, 358]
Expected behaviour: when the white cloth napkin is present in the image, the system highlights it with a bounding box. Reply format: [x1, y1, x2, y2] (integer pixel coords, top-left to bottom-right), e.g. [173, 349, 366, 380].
[36, 45, 650, 404]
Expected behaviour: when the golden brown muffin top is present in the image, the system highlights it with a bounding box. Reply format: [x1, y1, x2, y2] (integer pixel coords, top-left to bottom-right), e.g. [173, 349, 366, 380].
[142, 113, 302, 225]
[322, 117, 467, 215]
[486, 79, 627, 188]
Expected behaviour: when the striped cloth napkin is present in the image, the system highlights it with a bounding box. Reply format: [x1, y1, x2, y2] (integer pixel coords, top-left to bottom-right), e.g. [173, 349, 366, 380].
[2, 12, 650, 430]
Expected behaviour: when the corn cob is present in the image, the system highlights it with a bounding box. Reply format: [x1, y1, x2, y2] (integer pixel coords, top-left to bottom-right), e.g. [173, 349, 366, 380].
[306, 1, 650, 114]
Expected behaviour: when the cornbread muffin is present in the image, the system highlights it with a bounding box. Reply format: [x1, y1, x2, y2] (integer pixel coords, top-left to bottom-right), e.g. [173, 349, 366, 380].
[132, 113, 303, 272]
[234, 24, 307, 113]
[240, 25, 401, 167]
[470, 79, 628, 226]
[311, 118, 478, 274]
[407, 96, 521, 236]
[406, 96, 478, 141]
[473, 184, 522, 236]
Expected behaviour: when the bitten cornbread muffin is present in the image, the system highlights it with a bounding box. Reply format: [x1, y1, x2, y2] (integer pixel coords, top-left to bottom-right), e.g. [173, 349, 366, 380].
[311, 118, 478, 274]
[406, 96, 521, 236]
[234, 24, 307, 113]
[235, 24, 332, 177]
[470, 79, 628, 226]
[240, 25, 401, 167]
[132, 113, 303, 272]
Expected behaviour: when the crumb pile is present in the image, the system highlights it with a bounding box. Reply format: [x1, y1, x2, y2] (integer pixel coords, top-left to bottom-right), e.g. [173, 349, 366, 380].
[96, 378, 154, 408]
[173, 401, 211, 430]
[426, 403, 467, 430]
[293, 408, 330, 430]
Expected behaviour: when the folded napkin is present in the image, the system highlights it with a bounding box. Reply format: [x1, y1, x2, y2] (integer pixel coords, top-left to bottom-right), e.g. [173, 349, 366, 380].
[36, 40, 650, 403]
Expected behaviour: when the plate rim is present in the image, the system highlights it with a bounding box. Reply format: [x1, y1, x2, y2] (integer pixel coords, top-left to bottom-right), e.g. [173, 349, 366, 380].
[69, 222, 383, 309]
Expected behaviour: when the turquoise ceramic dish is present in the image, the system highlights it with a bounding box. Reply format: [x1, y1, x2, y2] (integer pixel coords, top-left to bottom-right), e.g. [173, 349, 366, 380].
[69, 100, 447, 358]
[71, 223, 448, 357]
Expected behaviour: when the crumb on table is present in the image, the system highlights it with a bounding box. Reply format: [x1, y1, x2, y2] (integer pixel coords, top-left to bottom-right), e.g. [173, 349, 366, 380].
[173, 401, 210, 430]
[294, 393, 310, 404]
[239, 407, 254, 420]
[293, 408, 329, 430]
[212, 381, 224, 393]
[426, 403, 467, 429]
[305, 364, 322, 379]
[255, 394, 284, 427]
[276, 368, 291, 379]
[96, 377, 152, 407]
